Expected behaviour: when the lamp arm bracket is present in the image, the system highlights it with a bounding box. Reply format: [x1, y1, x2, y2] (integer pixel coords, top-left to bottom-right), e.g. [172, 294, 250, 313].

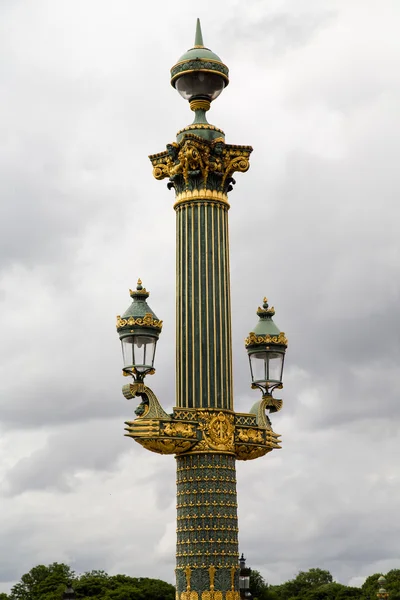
[122, 383, 171, 420]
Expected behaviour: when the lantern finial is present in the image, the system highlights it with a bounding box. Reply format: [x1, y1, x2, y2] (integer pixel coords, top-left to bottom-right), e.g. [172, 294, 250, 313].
[194, 18, 204, 48]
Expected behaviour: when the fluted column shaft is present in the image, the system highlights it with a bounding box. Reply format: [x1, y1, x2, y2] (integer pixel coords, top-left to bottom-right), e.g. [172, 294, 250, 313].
[176, 200, 233, 410]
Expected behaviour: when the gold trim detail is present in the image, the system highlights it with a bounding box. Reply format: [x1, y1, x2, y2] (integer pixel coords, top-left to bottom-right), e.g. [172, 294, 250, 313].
[190, 99, 211, 112]
[176, 123, 225, 137]
[174, 190, 229, 209]
[171, 68, 228, 86]
[124, 387, 283, 459]
[181, 566, 199, 600]
[172, 57, 228, 68]
[244, 331, 288, 347]
[164, 422, 196, 438]
[201, 565, 223, 600]
[236, 428, 264, 444]
[226, 566, 240, 600]
[116, 313, 163, 330]
[129, 280, 149, 297]
[137, 439, 195, 455]
[257, 299, 275, 316]
[197, 411, 235, 452]
[234, 445, 271, 461]
[149, 137, 252, 203]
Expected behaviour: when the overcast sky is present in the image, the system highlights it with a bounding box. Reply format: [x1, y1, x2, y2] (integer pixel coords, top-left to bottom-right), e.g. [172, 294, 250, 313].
[1, 0, 400, 594]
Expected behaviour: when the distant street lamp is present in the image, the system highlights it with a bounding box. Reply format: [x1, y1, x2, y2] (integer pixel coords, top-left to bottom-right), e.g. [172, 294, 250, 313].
[377, 575, 389, 600]
[62, 583, 76, 599]
[239, 554, 252, 600]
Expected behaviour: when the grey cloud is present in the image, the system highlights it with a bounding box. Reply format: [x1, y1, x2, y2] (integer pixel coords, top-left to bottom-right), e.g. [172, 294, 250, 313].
[223, 6, 336, 58]
[1, 0, 400, 594]
[4, 419, 128, 494]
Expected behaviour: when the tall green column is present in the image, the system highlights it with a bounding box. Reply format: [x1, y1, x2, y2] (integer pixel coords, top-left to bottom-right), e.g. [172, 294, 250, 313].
[176, 200, 232, 411]
[148, 22, 252, 595]
[118, 20, 286, 600]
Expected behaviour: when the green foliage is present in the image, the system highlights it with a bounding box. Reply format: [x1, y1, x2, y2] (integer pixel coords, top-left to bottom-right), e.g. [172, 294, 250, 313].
[8, 563, 400, 600]
[9, 563, 74, 600]
[8, 564, 175, 600]
[362, 571, 400, 600]
[250, 570, 269, 600]
[385, 570, 400, 600]
[275, 568, 334, 600]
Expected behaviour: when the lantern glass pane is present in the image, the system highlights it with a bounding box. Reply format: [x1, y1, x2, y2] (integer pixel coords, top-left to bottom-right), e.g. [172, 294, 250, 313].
[268, 351, 284, 384]
[175, 72, 225, 100]
[133, 335, 156, 373]
[121, 335, 157, 373]
[121, 336, 135, 369]
[249, 351, 267, 384]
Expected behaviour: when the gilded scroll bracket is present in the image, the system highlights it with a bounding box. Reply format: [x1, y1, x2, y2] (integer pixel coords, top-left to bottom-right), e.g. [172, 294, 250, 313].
[123, 396, 282, 459]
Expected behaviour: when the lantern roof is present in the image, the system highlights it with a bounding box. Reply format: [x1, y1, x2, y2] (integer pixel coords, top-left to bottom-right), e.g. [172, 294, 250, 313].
[245, 298, 288, 348]
[116, 280, 163, 336]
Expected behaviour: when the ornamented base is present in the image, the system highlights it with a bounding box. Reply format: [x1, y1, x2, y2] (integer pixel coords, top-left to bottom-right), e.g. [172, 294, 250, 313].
[176, 453, 239, 599]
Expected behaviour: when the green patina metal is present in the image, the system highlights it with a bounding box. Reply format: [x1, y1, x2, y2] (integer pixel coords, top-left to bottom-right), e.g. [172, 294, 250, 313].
[252, 300, 282, 338]
[117, 20, 287, 600]
[176, 453, 239, 595]
[176, 113, 225, 143]
[245, 299, 288, 355]
[170, 19, 229, 88]
[176, 201, 232, 410]
[116, 280, 162, 340]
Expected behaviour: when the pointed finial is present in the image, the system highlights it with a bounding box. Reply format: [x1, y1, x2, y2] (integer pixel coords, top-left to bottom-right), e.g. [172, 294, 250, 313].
[129, 279, 149, 299]
[194, 18, 204, 48]
[257, 297, 275, 317]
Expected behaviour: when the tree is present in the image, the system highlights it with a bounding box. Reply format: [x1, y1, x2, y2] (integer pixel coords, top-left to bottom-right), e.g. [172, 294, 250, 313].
[9, 563, 75, 600]
[362, 571, 400, 600]
[0, 594, 10, 600]
[275, 568, 334, 600]
[73, 570, 109, 598]
[385, 570, 400, 600]
[336, 586, 363, 600]
[250, 570, 272, 600]
[302, 582, 347, 600]
[9, 564, 175, 600]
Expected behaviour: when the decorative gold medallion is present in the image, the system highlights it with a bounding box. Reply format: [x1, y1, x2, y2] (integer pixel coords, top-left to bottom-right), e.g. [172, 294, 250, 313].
[198, 411, 235, 452]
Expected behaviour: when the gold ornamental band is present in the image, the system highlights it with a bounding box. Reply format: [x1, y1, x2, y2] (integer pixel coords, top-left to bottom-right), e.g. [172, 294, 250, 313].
[174, 190, 230, 210]
[190, 99, 211, 112]
[176, 123, 225, 137]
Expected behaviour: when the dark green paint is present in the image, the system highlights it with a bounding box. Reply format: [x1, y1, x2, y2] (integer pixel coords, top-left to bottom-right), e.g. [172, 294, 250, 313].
[170, 20, 229, 88]
[176, 453, 239, 596]
[117, 282, 161, 340]
[195, 18, 204, 47]
[176, 203, 232, 410]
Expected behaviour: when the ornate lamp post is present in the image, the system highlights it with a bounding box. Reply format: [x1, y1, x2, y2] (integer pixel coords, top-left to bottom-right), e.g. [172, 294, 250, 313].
[377, 576, 389, 600]
[62, 583, 75, 599]
[116, 19, 288, 600]
[239, 554, 252, 600]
